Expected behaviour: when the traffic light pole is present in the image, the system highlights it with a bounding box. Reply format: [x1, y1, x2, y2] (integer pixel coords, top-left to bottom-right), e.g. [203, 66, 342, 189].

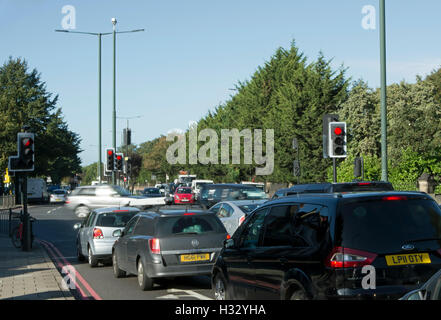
[20, 174, 31, 251]
[332, 158, 337, 183]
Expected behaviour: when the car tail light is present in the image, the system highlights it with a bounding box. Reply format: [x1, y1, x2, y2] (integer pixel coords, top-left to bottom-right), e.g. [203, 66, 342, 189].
[113, 210, 129, 213]
[326, 247, 377, 268]
[93, 228, 104, 239]
[382, 196, 408, 201]
[358, 182, 371, 186]
[226, 234, 231, 240]
[149, 238, 160, 254]
[238, 215, 246, 226]
[184, 213, 195, 216]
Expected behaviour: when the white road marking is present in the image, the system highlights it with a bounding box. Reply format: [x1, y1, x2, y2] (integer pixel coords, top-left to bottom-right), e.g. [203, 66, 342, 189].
[167, 288, 213, 300]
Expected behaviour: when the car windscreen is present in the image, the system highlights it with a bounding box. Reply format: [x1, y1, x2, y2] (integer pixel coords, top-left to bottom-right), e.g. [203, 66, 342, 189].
[201, 186, 267, 201]
[144, 188, 160, 194]
[113, 185, 131, 196]
[176, 188, 192, 194]
[95, 212, 138, 228]
[53, 190, 65, 195]
[157, 215, 226, 236]
[339, 198, 441, 254]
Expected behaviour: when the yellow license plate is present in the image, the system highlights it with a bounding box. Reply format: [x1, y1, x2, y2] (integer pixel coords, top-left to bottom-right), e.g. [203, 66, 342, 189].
[180, 253, 210, 262]
[385, 253, 431, 266]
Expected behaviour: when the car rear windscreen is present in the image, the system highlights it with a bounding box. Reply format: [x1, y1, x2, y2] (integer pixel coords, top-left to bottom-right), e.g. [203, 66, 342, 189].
[95, 212, 138, 228]
[239, 204, 262, 214]
[157, 215, 226, 236]
[339, 198, 441, 254]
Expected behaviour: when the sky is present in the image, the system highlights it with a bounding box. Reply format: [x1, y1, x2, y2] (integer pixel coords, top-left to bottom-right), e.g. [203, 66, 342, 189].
[1, 0, 441, 167]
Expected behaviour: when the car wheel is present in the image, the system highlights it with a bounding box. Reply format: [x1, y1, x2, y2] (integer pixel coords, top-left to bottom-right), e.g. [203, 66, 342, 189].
[88, 246, 98, 268]
[77, 241, 85, 262]
[75, 205, 90, 218]
[112, 251, 126, 278]
[137, 259, 153, 291]
[213, 274, 227, 300]
[289, 287, 309, 300]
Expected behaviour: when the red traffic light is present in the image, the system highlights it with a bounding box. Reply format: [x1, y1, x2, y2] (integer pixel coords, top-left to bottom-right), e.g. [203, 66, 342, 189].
[334, 127, 343, 135]
[107, 150, 114, 155]
[116, 155, 122, 160]
[23, 138, 33, 147]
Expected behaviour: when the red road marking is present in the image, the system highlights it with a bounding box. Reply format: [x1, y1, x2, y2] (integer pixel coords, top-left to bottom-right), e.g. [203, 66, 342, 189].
[37, 239, 103, 300]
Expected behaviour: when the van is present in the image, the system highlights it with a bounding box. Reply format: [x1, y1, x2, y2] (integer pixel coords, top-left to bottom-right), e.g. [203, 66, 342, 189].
[27, 178, 49, 203]
[191, 180, 214, 200]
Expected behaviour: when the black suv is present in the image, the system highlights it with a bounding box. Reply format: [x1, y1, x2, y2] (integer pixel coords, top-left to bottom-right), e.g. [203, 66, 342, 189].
[212, 191, 441, 300]
[199, 184, 268, 209]
[271, 181, 394, 199]
[112, 210, 227, 291]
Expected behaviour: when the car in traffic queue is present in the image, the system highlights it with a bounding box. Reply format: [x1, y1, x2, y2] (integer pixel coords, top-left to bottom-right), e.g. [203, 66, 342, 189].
[173, 187, 195, 205]
[199, 184, 268, 209]
[111, 210, 228, 291]
[65, 184, 165, 218]
[191, 179, 214, 200]
[209, 200, 268, 236]
[271, 181, 394, 199]
[211, 191, 441, 300]
[74, 207, 140, 267]
[142, 187, 163, 198]
[50, 189, 68, 204]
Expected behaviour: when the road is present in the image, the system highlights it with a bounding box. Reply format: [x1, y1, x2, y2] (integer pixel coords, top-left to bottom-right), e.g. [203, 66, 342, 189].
[28, 203, 215, 300]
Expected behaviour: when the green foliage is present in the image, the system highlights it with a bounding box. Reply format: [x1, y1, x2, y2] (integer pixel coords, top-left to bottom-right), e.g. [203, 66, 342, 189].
[326, 155, 381, 183]
[0, 57, 81, 183]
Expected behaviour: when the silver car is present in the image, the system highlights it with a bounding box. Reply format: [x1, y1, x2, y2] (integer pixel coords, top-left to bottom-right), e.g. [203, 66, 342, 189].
[65, 184, 165, 217]
[74, 207, 140, 267]
[209, 200, 267, 235]
[50, 189, 67, 203]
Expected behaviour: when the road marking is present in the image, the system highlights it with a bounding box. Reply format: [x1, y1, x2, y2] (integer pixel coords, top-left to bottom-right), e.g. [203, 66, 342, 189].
[37, 239, 102, 300]
[46, 206, 63, 214]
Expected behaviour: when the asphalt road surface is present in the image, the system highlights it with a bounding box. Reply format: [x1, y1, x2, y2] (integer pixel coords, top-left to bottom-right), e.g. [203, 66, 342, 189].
[28, 203, 215, 300]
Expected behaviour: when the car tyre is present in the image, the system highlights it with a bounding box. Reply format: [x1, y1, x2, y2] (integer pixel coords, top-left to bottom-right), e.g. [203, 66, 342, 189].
[88, 246, 98, 268]
[77, 241, 85, 262]
[289, 287, 309, 300]
[213, 273, 227, 300]
[112, 251, 126, 278]
[137, 259, 153, 291]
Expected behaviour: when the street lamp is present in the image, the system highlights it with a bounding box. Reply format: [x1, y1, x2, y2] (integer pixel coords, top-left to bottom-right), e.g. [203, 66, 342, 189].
[111, 18, 144, 184]
[379, 0, 388, 182]
[55, 29, 112, 184]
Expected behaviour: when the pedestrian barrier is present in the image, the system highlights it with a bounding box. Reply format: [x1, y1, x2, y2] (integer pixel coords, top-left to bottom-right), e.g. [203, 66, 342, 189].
[0, 195, 15, 209]
[0, 208, 21, 236]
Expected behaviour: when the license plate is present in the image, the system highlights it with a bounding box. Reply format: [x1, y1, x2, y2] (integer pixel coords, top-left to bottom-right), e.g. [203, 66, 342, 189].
[180, 253, 210, 262]
[385, 253, 431, 266]
[181, 199, 189, 202]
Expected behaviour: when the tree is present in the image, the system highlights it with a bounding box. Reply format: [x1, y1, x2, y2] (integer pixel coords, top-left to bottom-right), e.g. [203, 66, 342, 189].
[0, 57, 82, 183]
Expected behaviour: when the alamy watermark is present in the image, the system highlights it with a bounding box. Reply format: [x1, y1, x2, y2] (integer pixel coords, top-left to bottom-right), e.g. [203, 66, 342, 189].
[361, 5, 376, 30]
[166, 126, 274, 176]
[61, 5, 76, 30]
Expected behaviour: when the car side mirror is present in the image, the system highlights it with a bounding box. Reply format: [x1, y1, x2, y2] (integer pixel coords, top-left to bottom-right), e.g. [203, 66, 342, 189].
[112, 229, 123, 238]
[73, 223, 82, 230]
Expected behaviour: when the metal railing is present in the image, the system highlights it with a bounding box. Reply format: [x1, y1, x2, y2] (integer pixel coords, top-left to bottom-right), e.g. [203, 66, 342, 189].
[0, 195, 15, 209]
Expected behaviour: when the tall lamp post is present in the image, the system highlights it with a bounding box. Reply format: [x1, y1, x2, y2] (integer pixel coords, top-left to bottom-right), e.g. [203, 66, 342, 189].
[55, 29, 112, 184]
[379, 0, 388, 181]
[111, 18, 144, 184]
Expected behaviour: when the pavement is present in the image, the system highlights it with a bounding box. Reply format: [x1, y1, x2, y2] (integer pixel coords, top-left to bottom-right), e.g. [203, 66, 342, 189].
[0, 234, 75, 300]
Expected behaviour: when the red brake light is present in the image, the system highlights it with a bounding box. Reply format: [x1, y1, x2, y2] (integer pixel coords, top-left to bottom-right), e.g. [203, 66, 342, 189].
[226, 234, 231, 240]
[382, 196, 408, 201]
[358, 182, 371, 186]
[184, 213, 195, 216]
[149, 238, 160, 254]
[113, 210, 129, 213]
[326, 247, 377, 268]
[93, 228, 104, 239]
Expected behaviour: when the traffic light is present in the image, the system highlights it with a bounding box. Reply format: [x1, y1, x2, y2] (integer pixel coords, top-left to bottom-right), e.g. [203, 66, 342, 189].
[328, 122, 347, 158]
[9, 133, 35, 172]
[115, 153, 123, 171]
[106, 148, 115, 172]
[322, 114, 339, 158]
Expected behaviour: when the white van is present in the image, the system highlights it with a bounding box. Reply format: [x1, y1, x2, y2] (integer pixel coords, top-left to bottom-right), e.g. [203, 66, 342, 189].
[191, 179, 214, 200]
[27, 178, 49, 203]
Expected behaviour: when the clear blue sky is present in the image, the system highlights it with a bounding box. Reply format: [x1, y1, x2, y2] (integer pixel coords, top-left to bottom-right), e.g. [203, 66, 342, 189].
[2, 0, 441, 166]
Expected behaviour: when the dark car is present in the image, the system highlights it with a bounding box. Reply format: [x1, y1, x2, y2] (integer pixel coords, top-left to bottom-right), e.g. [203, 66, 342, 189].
[272, 181, 394, 200]
[211, 191, 441, 300]
[199, 184, 268, 209]
[112, 210, 228, 291]
[142, 187, 163, 198]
